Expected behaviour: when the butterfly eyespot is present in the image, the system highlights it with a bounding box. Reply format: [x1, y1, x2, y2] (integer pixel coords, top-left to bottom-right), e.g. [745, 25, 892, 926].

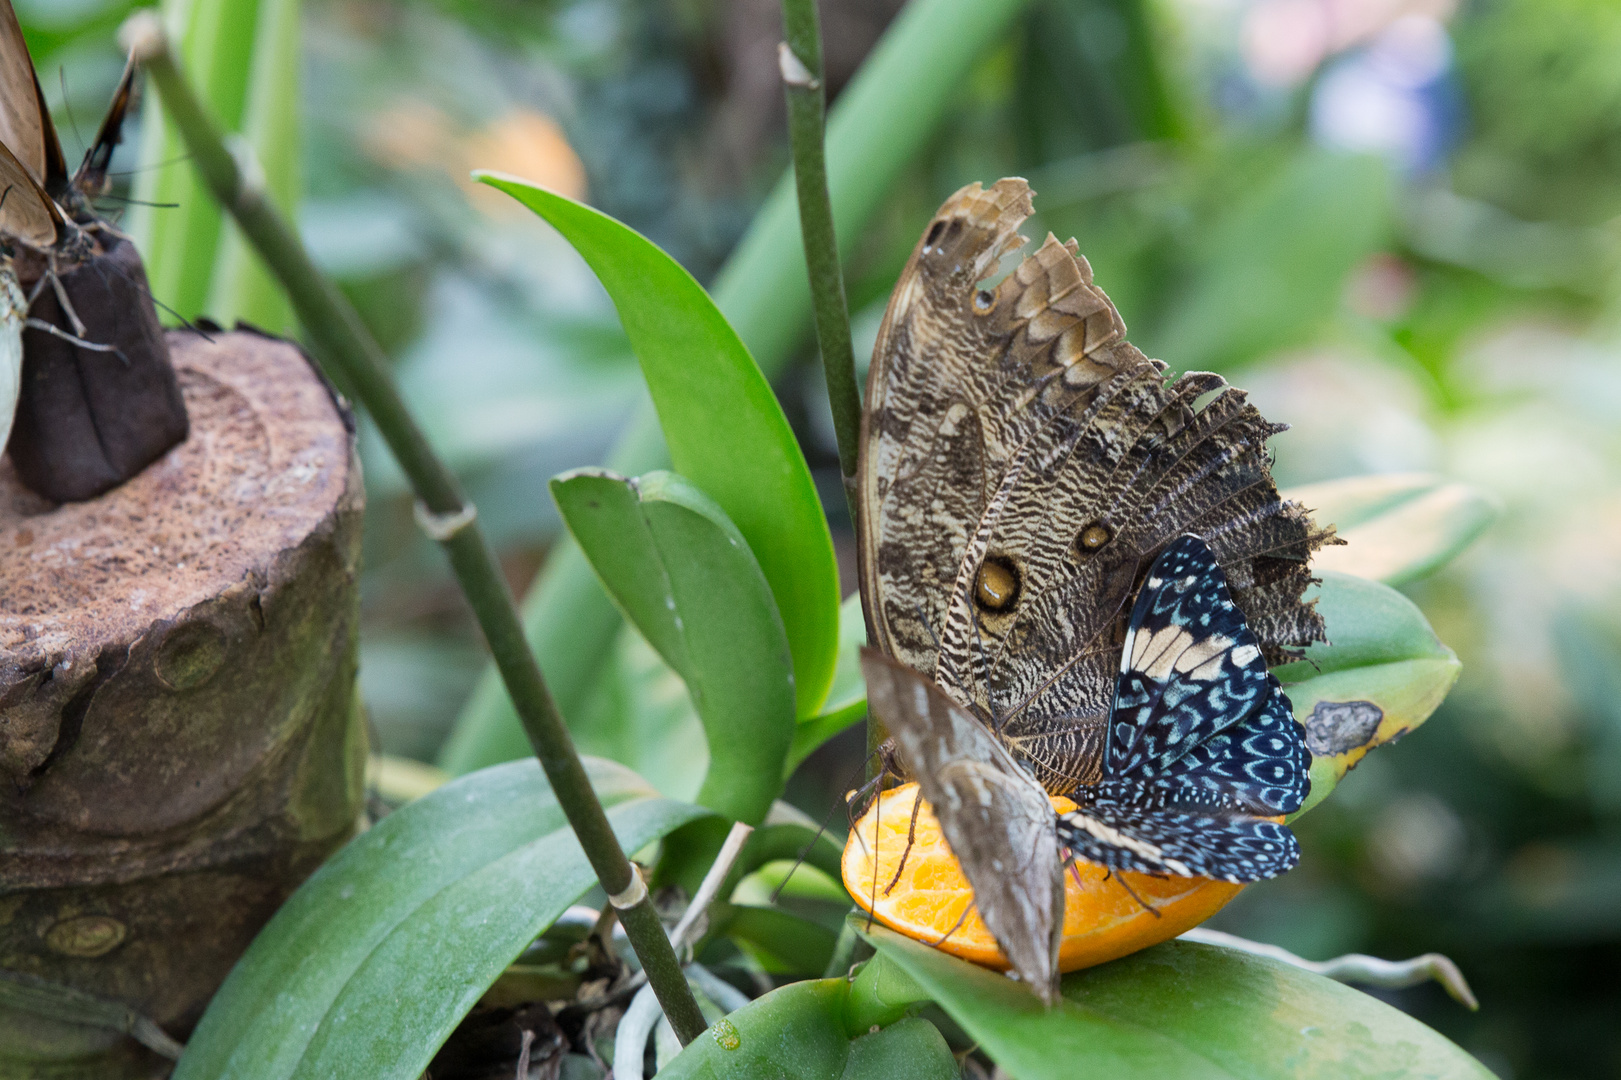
[1076, 521, 1112, 556]
[972, 289, 997, 315]
[973, 555, 1021, 613]
[924, 220, 947, 250]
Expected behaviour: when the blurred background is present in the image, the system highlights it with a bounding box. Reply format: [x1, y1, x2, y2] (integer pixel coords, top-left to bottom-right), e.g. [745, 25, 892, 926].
[18, 0, 1621, 1075]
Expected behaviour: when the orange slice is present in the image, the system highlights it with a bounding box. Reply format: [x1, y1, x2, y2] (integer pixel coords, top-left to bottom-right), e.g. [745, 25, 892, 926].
[842, 782, 1244, 972]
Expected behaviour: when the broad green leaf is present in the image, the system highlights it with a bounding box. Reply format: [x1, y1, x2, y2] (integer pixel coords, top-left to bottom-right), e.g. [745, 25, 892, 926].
[551, 469, 794, 824]
[840, 1018, 959, 1080]
[1146, 150, 1393, 371]
[444, 0, 1038, 775]
[1275, 572, 1461, 815]
[477, 176, 839, 725]
[658, 979, 852, 1080]
[787, 594, 869, 776]
[859, 923, 1493, 1079]
[657, 980, 957, 1080]
[134, 0, 300, 331]
[1284, 473, 1499, 585]
[173, 759, 710, 1080]
[571, 623, 708, 804]
[204, 0, 299, 331]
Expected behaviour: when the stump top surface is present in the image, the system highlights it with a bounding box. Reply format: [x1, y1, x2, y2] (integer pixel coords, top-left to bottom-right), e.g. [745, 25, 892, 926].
[1, 331, 353, 663]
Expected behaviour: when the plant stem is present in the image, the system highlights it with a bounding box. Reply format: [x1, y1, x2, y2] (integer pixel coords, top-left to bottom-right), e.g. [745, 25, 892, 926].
[123, 14, 709, 1047]
[779, 0, 885, 765]
[778, 0, 861, 514]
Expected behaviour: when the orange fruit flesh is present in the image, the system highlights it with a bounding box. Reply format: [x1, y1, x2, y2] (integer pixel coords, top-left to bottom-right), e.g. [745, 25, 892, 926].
[842, 782, 1243, 973]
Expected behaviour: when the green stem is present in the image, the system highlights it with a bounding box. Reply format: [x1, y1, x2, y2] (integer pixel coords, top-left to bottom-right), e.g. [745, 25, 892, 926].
[778, 0, 861, 513]
[124, 14, 708, 1047]
[779, 0, 880, 764]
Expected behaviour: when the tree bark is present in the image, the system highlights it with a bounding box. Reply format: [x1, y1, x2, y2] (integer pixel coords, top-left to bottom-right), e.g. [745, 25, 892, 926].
[0, 329, 366, 1078]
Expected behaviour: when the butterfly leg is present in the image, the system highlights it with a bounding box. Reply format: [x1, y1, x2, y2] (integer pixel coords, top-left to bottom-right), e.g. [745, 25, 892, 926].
[881, 792, 925, 896]
[23, 316, 122, 358]
[1102, 867, 1161, 918]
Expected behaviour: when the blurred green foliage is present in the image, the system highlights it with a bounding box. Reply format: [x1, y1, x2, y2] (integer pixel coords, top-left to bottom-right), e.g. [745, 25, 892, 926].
[17, 0, 1621, 1075]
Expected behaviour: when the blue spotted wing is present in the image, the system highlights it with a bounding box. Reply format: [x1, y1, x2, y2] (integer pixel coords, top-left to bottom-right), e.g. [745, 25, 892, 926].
[1056, 534, 1311, 883]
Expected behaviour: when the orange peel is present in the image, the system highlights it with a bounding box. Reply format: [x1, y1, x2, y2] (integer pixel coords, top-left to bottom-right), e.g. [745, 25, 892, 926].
[842, 782, 1244, 972]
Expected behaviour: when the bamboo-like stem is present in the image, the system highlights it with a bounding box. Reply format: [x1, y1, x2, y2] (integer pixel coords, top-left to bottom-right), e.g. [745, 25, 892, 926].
[122, 13, 708, 1047]
[778, 0, 860, 512]
[778, 0, 883, 763]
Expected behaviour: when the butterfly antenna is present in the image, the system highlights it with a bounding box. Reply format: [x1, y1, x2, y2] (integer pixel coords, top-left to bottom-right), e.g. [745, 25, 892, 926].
[881, 792, 925, 897]
[932, 900, 975, 947]
[766, 753, 881, 907]
[108, 152, 195, 177]
[58, 69, 86, 157]
[910, 601, 943, 656]
[85, 244, 216, 342]
[93, 195, 179, 209]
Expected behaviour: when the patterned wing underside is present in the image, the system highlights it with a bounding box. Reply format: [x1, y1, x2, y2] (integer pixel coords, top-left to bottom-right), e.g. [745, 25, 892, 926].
[858, 177, 1332, 796]
[1055, 536, 1310, 883]
[1056, 801, 1300, 883]
[860, 649, 1064, 1003]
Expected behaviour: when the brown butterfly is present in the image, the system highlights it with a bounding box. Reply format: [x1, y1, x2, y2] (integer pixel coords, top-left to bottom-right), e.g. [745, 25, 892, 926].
[0, 0, 139, 243]
[856, 177, 1331, 1000]
[0, 0, 186, 504]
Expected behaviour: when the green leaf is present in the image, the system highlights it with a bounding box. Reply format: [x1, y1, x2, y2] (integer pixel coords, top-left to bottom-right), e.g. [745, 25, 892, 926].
[172, 759, 710, 1080]
[787, 594, 869, 776]
[1273, 572, 1460, 815]
[443, 0, 1038, 775]
[204, 0, 300, 331]
[859, 923, 1494, 1079]
[1284, 473, 1499, 585]
[1146, 150, 1393, 371]
[840, 1017, 959, 1080]
[551, 469, 795, 824]
[657, 980, 954, 1080]
[477, 176, 840, 725]
[712, 902, 841, 976]
[133, 0, 301, 331]
[658, 979, 854, 1080]
[571, 623, 708, 804]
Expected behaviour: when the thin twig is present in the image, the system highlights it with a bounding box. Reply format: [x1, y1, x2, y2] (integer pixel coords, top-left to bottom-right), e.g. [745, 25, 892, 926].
[121, 12, 708, 1046]
[668, 821, 755, 954]
[1179, 928, 1480, 1010]
[778, 0, 860, 513]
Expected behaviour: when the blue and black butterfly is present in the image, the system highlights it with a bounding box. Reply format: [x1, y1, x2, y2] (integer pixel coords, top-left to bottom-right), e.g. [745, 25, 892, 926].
[863, 534, 1312, 999]
[1055, 534, 1311, 884]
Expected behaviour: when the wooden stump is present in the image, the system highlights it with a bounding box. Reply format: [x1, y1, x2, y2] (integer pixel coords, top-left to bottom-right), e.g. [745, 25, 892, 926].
[0, 330, 366, 1078]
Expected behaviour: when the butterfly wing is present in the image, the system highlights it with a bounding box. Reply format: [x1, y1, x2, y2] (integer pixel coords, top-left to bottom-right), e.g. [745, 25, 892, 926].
[0, 135, 61, 248]
[1108, 534, 1278, 780]
[73, 52, 138, 198]
[859, 178, 1330, 795]
[0, 0, 65, 191]
[1052, 535, 1310, 883]
[1057, 800, 1300, 883]
[0, 263, 21, 451]
[860, 648, 1064, 1003]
